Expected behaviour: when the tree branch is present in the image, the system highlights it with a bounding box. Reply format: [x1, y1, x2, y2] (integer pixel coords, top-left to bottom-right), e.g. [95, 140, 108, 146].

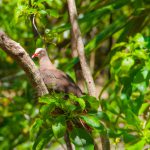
[64, 130, 73, 150]
[71, 29, 85, 92]
[0, 31, 49, 97]
[67, 1, 110, 150]
[67, 0, 96, 97]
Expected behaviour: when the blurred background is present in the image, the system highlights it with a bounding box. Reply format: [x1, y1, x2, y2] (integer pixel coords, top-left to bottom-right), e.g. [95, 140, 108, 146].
[0, 0, 150, 149]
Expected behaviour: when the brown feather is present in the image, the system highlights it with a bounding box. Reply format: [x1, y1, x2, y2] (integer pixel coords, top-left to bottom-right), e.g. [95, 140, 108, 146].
[34, 48, 82, 97]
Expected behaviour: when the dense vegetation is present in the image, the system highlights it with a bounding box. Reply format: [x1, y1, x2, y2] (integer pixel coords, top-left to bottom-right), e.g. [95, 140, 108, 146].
[0, 0, 150, 149]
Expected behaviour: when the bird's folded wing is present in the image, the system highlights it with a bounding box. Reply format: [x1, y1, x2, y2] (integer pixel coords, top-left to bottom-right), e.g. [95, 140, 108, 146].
[40, 69, 82, 96]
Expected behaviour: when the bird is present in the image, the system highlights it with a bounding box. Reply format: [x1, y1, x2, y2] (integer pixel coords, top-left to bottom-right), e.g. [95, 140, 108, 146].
[32, 48, 91, 132]
[32, 48, 83, 97]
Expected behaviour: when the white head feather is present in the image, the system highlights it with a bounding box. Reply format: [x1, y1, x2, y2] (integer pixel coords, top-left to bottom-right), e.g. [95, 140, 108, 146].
[35, 48, 45, 54]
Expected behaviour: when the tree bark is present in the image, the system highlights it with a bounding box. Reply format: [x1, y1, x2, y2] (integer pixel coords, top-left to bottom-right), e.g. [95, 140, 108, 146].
[71, 30, 85, 92]
[64, 130, 73, 150]
[67, 0, 96, 97]
[0, 31, 49, 97]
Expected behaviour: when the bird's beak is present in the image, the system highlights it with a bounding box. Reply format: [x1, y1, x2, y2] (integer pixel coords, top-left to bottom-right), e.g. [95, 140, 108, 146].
[32, 53, 38, 58]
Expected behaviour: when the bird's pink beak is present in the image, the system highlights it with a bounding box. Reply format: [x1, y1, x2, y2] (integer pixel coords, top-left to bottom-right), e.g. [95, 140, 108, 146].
[32, 53, 38, 58]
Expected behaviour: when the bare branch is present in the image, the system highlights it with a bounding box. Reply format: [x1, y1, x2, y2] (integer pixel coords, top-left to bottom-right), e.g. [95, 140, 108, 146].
[67, 0, 96, 97]
[0, 31, 49, 97]
[71, 30, 85, 92]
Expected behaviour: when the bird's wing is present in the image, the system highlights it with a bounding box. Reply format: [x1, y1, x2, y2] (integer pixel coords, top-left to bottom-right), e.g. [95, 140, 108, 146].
[40, 68, 82, 96]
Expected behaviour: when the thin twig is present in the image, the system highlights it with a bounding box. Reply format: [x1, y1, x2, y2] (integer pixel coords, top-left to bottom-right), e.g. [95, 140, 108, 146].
[99, 79, 113, 99]
[0, 71, 25, 81]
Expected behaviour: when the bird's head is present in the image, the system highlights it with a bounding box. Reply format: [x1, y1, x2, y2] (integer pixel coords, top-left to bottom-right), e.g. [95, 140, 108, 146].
[32, 48, 47, 59]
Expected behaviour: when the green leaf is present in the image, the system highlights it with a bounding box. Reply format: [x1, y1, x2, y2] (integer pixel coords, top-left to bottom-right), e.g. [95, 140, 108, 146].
[143, 129, 150, 143]
[80, 0, 130, 34]
[126, 139, 145, 150]
[39, 95, 56, 105]
[146, 118, 150, 129]
[69, 94, 86, 111]
[83, 95, 99, 111]
[112, 42, 126, 50]
[36, 0, 53, 3]
[52, 116, 66, 138]
[63, 100, 77, 112]
[123, 132, 138, 143]
[134, 33, 145, 44]
[110, 52, 129, 65]
[89, 111, 110, 122]
[133, 68, 150, 83]
[30, 118, 43, 140]
[124, 109, 141, 129]
[133, 50, 147, 60]
[132, 67, 150, 93]
[139, 102, 149, 115]
[121, 57, 134, 72]
[47, 9, 59, 18]
[70, 128, 94, 149]
[49, 0, 129, 36]
[85, 16, 128, 54]
[39, 10, 47, 15]
[40, 104, 55, 118]
[81, 115, 104, 131]
[33, 129, 53, 150]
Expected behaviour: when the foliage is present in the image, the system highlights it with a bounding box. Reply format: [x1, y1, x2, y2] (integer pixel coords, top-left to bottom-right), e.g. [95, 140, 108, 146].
[102, 34, 150, 149]
[30, 93, 105, 150]
[0, 0, 150, 149]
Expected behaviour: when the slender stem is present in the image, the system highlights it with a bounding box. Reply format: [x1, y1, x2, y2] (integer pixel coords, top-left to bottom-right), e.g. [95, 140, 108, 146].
[99, 79, 113, 99]
[67, 0, 96, 97]
[64, 130, 73, 150]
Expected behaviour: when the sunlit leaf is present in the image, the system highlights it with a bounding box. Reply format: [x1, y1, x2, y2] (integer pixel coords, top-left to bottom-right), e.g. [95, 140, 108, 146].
[33, 129, 53, 150]
[47, 9, 59, 18]
[30, 118, 43, 140]
[82, 95, 99, 111]
[39, 95, 56, 104]
[52, 116, 66, 138]
[70, 128, 94, 149]
[81, 115, 105, 131]
[69, 94, 86, 111]
[139, 102, 149, 115]
[125, 139, 145, 150]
